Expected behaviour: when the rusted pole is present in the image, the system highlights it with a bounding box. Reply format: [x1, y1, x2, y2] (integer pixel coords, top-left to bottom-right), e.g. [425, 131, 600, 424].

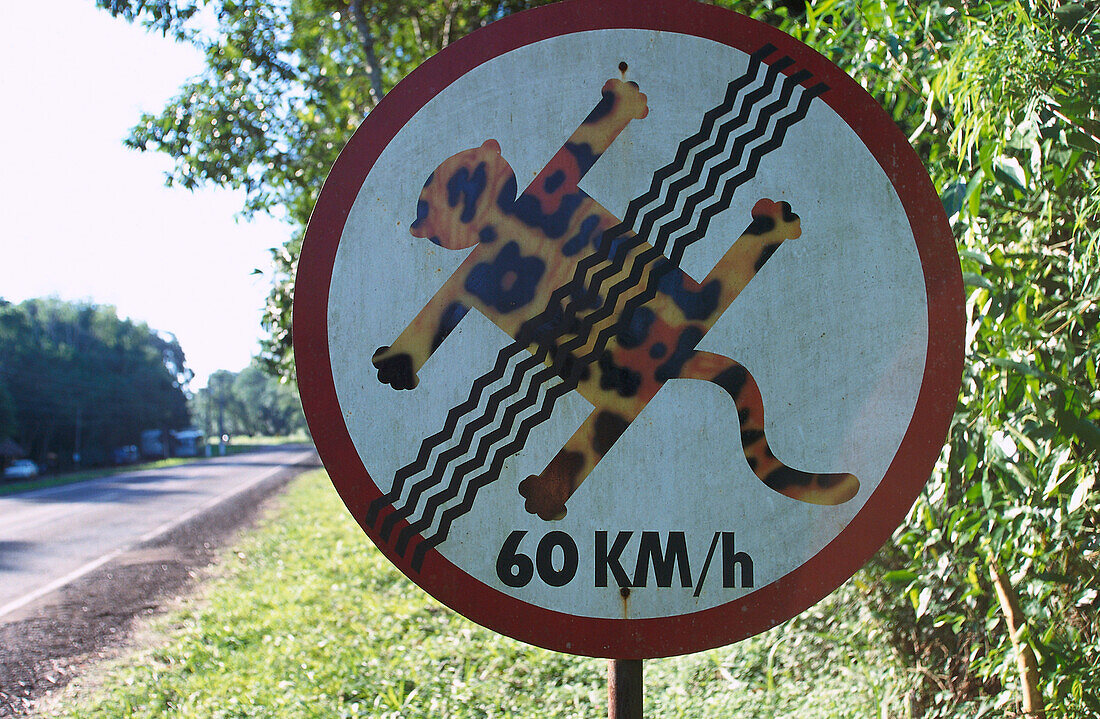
[608, 659, 643, 719]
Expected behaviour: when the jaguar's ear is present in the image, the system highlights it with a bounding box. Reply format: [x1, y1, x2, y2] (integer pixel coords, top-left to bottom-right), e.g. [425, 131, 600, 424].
[481, 139, 502, 154]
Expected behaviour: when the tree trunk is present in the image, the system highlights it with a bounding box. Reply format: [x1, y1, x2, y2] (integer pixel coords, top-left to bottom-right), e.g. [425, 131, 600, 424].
[347, 0, 384, 105]
[989, 560, 1046, 718]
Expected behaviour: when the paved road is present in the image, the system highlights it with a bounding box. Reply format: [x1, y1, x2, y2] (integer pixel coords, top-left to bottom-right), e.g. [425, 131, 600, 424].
[0, 444, 316, 619]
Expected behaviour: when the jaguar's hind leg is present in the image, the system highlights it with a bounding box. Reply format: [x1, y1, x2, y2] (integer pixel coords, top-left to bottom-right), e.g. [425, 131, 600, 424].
[680, 351, 859, 505]
[518, 404, 634, 520]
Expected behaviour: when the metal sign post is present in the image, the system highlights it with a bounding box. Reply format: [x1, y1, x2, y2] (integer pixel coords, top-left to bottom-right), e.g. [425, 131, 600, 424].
[294, 0, 963, 695]
[609, 660, 643, 719]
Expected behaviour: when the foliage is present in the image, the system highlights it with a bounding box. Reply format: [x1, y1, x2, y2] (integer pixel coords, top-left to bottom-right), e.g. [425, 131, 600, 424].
[94, 0, 559, 377]
[45, 469, 910, 718]
[190, 360, 308, 437]
[735, 1, 1099, 715]
[98, 0, 1100, 715]
[0, 298, 192, 469]
[232, 363, 308, 435]
[0, 379, 17, 442]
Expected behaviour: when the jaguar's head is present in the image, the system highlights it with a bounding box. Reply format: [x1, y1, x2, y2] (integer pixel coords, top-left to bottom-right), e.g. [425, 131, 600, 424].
[411, 139, 516, 250]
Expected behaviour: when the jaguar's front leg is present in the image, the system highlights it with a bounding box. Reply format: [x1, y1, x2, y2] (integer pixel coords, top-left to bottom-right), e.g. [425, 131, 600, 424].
[536, 78, 648, 191]
[372, 252, 481, 390]
[513, 79, 648, 233]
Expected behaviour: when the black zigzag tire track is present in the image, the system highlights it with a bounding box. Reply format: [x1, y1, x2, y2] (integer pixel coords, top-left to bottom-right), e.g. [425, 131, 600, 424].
[366, 57, 771, 535]
[405, 68, 820, 556]
[410, 365, 582, 570]
[544, 73, 806, 386]
[393, 320, 594, 554]
[570, 50, 788, 311]
[364, 345, 518, 527]
[409, 79, 830, 562]
[554, 58, 801, 361]
[681, 82, 828, 253]
[617, 44, 776, 233]
[382, 342, 555, 540]
[659, 69, 813, 264]
[632, 58, 794, 247]
[375, 47, 827, 565]
[397, 360, 569, 557]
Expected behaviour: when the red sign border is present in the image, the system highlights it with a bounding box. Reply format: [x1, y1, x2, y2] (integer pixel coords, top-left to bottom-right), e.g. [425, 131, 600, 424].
[294, 0, 964, 659]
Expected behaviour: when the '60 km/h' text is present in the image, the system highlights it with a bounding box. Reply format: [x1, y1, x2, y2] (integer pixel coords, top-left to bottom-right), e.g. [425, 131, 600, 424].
[495, 530, 754, 594]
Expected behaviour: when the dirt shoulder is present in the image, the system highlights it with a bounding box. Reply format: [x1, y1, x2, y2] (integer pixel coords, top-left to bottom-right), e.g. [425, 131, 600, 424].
[0, 450, 321, 717]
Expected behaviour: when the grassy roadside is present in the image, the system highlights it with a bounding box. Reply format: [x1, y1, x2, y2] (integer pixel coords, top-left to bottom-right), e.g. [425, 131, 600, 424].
[43, 469, 914, 718]
[226, 433, 313, 447]
[0, 434, 311, 497]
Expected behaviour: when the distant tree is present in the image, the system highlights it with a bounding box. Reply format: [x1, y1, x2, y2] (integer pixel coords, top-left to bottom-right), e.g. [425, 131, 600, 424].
[187, 384, 211, 439]
[203, 369, 246, 437]
[0, 298, 192, 468]
[232, 362, 307, 436]
[0, 379, 17, 441]
[191, 361, 307, 438]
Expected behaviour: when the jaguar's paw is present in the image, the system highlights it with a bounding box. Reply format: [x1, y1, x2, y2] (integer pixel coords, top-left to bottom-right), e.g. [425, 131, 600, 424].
[372, 346, 419, 390]
[518, 474, 568, 521]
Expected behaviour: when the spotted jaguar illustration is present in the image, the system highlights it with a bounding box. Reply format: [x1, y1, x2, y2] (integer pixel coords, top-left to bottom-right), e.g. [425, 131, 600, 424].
[370, 75, 858, 523]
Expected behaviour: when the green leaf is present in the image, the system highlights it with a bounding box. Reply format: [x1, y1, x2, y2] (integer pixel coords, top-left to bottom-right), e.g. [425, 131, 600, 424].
[985, 356, 1078, 393]
[915, 587, 934, 619]
[884, 570, 919, 584]
[1002, 423, 1040, 459]
[941, 179, 967, 218]
[979, 142, 996, 180]
[1055, 3, 1089, 28]
[963, 272, 995, 290]
[993, 156, 1028, 194]
[964, 451, 979, 478]
[1053, 409, 1100, 457]
[965, 484, 983, 503]
[960, 249, 993, 268]
[1067, 131, 1100, 156]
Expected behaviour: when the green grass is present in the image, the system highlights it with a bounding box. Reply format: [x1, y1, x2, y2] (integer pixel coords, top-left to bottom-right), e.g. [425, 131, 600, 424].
[45, 470, 914, 718]
[217, 432, 312, 447]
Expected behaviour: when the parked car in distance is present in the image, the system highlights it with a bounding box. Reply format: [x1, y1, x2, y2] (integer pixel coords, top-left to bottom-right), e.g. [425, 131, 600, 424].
[112, 445, 140, 465]
[171, 429, 204, 457]
[139, 429, 167, 459]
[3, 459, 39, 479]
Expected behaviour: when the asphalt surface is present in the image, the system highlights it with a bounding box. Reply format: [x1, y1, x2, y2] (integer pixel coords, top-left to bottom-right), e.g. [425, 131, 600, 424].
[0, 445, 315, 615]
[0, 444, 320, 715]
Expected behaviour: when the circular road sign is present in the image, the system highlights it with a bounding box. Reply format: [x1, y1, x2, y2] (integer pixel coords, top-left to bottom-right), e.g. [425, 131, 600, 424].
[294, 0, 964, 659]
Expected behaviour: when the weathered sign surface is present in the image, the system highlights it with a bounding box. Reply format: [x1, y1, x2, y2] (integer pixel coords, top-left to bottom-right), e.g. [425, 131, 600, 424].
[295, 0, 964, 658]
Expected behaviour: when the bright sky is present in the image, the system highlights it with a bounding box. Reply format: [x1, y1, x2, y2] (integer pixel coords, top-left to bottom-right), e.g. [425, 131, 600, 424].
[0, 1, 290, 390]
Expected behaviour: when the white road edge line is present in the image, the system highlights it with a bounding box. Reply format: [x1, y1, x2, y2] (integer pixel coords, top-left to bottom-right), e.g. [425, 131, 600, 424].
[0, 450, 316, 622]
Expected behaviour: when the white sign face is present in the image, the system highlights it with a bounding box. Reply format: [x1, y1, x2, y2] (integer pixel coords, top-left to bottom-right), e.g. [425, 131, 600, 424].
[295, 0, 963, 659]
